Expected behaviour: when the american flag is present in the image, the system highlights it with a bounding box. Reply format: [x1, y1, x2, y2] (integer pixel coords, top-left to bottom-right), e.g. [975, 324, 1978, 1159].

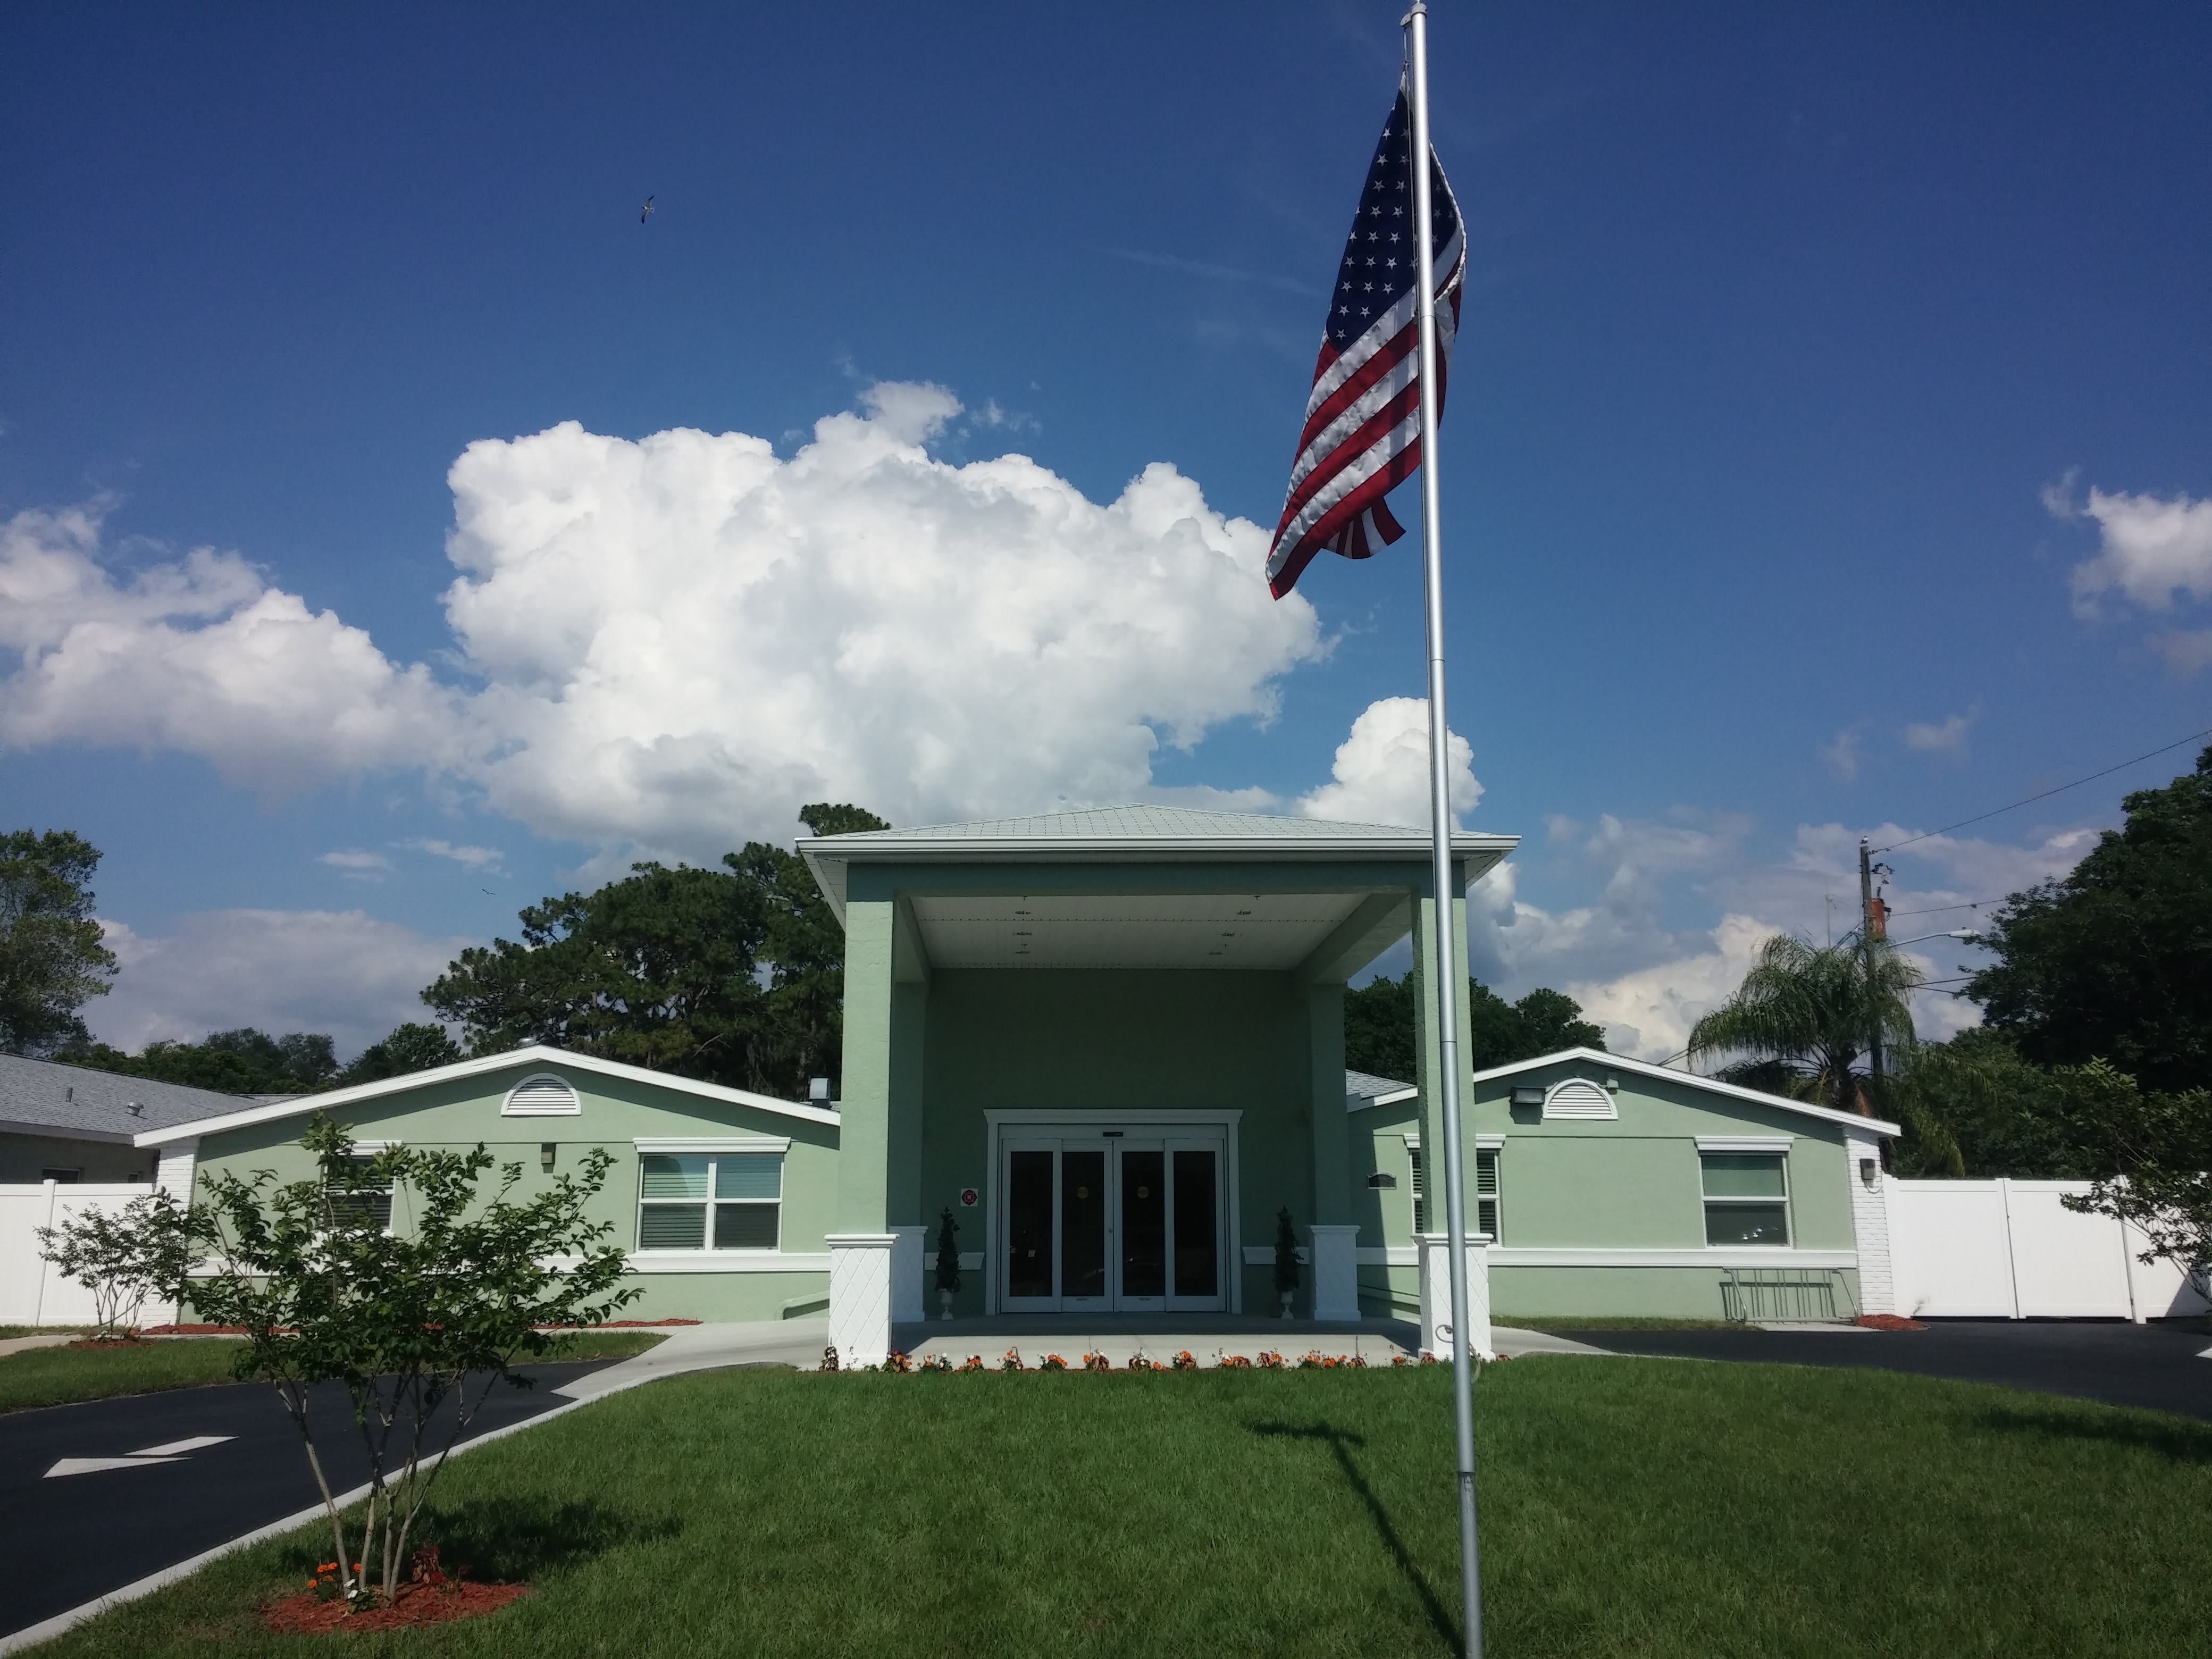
[1267, 87, 1465, 600]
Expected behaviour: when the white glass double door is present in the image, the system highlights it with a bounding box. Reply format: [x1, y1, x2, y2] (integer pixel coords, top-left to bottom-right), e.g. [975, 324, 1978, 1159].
[999, 1132, 1226, 1313]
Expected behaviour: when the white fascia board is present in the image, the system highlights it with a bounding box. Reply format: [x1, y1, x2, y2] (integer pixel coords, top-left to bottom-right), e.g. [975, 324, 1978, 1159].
[133, 1044, 835, 1148]
[1345, 1086, 1419, 1112]
[798, 832, 1519, 924]
[1469, 1047, 1901, 1139]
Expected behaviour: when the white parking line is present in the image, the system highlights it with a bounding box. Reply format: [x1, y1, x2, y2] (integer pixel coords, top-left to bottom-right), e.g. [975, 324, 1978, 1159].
[44, 1435, 233, 1479]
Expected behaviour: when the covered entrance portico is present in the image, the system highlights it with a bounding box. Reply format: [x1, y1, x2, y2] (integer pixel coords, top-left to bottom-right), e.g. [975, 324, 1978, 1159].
[798, 805, 1514, 1368]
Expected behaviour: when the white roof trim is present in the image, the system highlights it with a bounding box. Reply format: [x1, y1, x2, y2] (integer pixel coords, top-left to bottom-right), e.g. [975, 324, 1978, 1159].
[1471, 1048, 1900, 1138]
[0, 1116, 135, 1145]
[798, 812, 1516, 922]
[133, 1045, 836, 1147]
[1345, 1085, 1419, 1112]
[1696, 1135, 1796, 1154]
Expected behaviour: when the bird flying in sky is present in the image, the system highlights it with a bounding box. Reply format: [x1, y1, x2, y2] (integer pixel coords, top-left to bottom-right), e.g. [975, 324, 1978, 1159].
[640, 195, 655, 224]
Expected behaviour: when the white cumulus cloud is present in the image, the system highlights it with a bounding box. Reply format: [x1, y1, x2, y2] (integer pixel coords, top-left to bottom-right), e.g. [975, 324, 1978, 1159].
[2066, 486, 2212, 616]
[0, 507, 464, 795]
[1903, 712, 1973, 756]
[1295, 697, 1479, 828]
[399, 838, 505, 870]
[320, 850, 394, 876]
[0, 386, 1326, 854]
[93, 910, 469, 1059]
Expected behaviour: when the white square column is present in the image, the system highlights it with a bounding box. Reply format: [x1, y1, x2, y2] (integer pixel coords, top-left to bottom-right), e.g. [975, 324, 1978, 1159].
[1417, 1233, 1493, 1361]
[889, 1225, 927, 1325]
[1844, 1127, 1896, 1316]
[826, 1233, 896, 1368]
[1309, 1225, 1362, 1321]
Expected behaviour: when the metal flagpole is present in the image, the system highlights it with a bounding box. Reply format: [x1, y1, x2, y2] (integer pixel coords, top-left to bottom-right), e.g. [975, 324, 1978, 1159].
[1404, 5, 1484, 1656]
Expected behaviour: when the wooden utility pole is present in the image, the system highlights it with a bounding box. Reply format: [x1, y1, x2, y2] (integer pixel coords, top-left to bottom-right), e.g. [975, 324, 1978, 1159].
[1858, 836, 1884, 1083]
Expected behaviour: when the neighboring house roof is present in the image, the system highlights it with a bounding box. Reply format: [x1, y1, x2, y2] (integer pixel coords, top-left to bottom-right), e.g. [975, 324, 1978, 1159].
[131, 1044, 836, 1148]
[0, 1053, 264, 1146]
[1346, 1069, 1418, 1108]
[1463, 1046, 1902, 1137]
[798, 804, 1517, 919]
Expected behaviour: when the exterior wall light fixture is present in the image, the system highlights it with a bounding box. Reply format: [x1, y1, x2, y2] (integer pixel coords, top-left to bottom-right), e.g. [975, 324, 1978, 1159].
[1367, 1171, 1397, 1188]
[1510, 1086, 1545, 1108]
[540, 1142, 557, 1171]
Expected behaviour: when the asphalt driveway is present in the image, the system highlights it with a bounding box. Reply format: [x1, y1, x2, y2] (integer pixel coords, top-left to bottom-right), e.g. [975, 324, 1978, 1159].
[0, 1360, 612, 1645]
[1580, 1319, 2212, 1420]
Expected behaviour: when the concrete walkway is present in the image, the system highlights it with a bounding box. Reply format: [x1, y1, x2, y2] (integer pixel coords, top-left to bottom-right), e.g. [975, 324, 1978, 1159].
[552, 1318, 829, 1401]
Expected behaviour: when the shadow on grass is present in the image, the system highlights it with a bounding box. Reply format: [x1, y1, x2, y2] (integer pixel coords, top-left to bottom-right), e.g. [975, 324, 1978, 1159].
[278, 1497, 682, 1585]
[1973, 1406, 2212, 1465]
[1250, 1421, 1457, 1649]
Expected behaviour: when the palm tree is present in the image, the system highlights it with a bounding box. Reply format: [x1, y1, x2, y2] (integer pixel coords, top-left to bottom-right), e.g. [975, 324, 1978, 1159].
[1687, 934, 1923, 1115]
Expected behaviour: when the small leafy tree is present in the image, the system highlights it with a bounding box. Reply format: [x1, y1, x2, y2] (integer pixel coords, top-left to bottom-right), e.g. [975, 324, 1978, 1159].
[1272, 1206, 1300, 1315]
[190, 1116, 637, 1610]
[36, 1190, 205, 1339]
[933, 1206, 961, 1313]
[2069, 1153, 2212, 1308]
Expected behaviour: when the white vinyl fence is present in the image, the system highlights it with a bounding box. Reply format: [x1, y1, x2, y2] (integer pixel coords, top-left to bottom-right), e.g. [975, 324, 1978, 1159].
[0, 1182, 163, 1327]
[1888, 1177, 2210, 1322]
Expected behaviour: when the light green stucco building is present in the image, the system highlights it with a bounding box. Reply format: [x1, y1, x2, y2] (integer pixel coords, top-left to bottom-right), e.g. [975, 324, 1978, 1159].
[133, 806, 1900, 1360]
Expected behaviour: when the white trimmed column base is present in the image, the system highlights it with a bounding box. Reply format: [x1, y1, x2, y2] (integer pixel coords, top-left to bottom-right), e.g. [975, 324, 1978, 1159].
[1309, 1225, 1361, 1321]
[889, 1225, 927, 1325]
[826, 1233, 896, 1368]
[1417, 1233, 1493, 1361]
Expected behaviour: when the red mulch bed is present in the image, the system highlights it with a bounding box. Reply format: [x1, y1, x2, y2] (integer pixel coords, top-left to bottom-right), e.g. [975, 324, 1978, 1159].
[140, 1319, 701, 1335]
[1856, 1313, 1929, 1330]
[261, 1581, 529, 1634]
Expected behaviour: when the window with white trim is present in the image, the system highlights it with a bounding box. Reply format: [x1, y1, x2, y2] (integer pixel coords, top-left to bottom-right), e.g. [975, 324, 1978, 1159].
[638, 1152, 782, 1251]
[327, 1154, 393, 1230]
[1700, 1152, 1789, 1245]
[1406, 1145, 1501, 1241]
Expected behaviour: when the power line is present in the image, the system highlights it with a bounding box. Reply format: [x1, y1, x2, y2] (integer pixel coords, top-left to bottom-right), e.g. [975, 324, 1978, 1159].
[1884, 898, 2006, 920]
[1873, 725, 2211, 853]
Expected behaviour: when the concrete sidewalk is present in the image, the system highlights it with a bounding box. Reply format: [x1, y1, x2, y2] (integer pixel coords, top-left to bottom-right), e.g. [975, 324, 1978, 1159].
[553, 1319, 829, 1401]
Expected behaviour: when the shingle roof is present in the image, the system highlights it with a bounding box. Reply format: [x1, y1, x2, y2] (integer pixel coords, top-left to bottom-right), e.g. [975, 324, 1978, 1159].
[0, 1053, 268, 1144]
[1346, 1068, 1415, 1101]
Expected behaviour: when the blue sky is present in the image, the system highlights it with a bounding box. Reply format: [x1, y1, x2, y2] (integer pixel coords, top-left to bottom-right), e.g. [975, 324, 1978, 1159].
[4, 3, 2208, 1060]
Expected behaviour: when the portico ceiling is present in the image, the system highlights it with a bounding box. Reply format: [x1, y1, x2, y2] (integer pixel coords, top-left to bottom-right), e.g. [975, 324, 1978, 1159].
[908, 892, 1374, 970]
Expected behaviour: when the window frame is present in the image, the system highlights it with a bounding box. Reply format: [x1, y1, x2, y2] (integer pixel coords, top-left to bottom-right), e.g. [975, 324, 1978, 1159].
[1698, 1150, 1791, 1247]
[1403, 1137, 1502, 1243]
[635, 1148, 786, 1254]
[325, 1151, 395, 1232]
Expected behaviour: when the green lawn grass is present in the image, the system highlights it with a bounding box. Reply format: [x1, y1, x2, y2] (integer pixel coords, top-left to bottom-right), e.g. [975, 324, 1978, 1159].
[37, 1356, 2212, 1657]
[0, 1331, 664, 1415]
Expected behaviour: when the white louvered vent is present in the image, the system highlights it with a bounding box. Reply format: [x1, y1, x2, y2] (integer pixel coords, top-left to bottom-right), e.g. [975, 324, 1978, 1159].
[1543, 1079, 1616, 1121]
[501, 1073, 581, 1117]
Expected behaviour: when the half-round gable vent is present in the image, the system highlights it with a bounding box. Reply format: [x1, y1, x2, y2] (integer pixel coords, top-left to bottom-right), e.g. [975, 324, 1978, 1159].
[1543, 1079, 1616, 1121]
[501, 1073, 581, 1117]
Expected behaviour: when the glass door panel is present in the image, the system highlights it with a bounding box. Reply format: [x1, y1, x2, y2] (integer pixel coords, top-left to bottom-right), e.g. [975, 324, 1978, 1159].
[1005, 1149, 1055, 1302]
[1061, 1148, 1109, 1305]
[1171, 1147, 1219, 1300]
[1119, 1147, 1167, 1301]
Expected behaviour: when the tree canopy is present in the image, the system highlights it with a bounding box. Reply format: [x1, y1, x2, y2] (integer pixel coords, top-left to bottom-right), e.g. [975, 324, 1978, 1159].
[1967, 745, 2212, 1095]
[60, 1027, 341, 1095]
[1344, 972, 1606, 1080]
[340, 1022, 463, 1085]
[0, 828, 118, 1055]
[422, 804, 885, 1099]
[1688, 933, 1921, 1115]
